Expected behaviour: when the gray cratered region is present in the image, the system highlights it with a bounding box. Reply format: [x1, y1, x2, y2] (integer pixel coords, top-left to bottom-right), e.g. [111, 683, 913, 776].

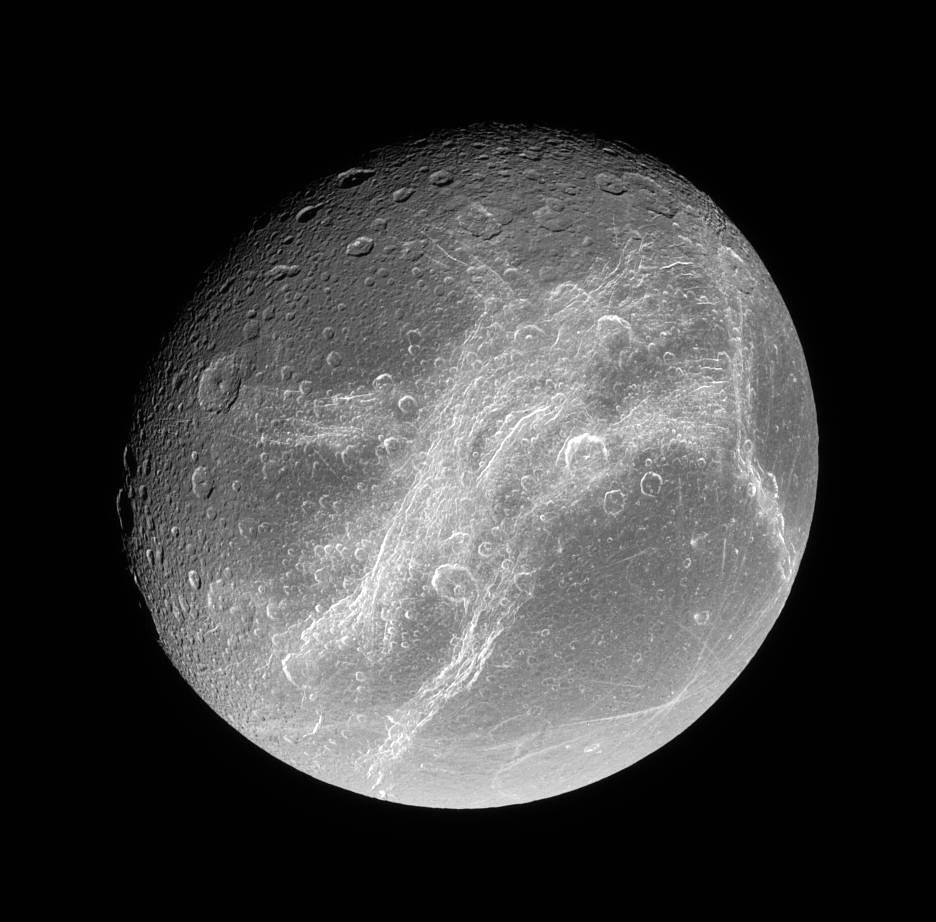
[120, 124, 818, 808]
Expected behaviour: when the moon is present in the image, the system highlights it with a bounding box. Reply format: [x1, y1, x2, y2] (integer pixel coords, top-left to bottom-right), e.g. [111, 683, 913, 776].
[118, 123, 818, 808]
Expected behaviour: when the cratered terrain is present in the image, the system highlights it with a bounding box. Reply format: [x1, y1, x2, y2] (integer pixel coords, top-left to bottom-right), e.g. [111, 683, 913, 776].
[119, 123, 818, 808]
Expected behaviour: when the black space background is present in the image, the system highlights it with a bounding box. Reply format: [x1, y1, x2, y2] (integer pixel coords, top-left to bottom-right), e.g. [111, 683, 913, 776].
[85, 50, 865, 875]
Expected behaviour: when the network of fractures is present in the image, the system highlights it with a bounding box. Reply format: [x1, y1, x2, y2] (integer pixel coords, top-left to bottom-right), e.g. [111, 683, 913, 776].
[121, 127, 816, 806]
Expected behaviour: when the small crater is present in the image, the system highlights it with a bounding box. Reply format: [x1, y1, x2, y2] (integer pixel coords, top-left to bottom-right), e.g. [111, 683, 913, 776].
[337, 167, 376, 188]
[594, 172, 626, 194]
[197, 353, 242, 413]
[346, 236, 375, 257]
[191, 466, 214, 500]
[603, 489, 626, 516]
[639, 471, 663, 497]
[562, 433, 608, 471]
[431, 563, 476, 604]
[296, 204, 321, 223]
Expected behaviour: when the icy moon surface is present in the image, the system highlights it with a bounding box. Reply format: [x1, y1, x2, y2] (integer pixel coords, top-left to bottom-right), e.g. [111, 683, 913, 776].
[120, 125, 818, 807]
